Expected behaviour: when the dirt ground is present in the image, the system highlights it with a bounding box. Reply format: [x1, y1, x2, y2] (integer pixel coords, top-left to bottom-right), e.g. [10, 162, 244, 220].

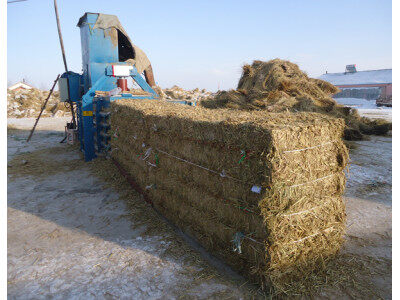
[7, 117, 392, 299]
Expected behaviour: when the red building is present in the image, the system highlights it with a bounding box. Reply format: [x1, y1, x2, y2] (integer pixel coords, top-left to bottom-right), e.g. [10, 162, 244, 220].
[319, 65, 392, 106]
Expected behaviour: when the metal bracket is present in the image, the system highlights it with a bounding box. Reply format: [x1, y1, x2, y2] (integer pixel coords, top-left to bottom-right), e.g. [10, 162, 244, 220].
[79, 65, 158, 161]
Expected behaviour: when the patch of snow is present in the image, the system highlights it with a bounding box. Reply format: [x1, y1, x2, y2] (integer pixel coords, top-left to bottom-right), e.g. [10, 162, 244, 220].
[334, 97, 379, 109]
[334, 98, 392, 121]
[357, 109, 392, 121]
[346, 136, 392, 206]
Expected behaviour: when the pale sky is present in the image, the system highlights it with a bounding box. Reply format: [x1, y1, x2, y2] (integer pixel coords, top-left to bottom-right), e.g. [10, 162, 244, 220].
[7, 0, 392, 91]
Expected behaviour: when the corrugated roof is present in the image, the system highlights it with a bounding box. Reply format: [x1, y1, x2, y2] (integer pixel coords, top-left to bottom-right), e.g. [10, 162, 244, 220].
[318, 69, 392, 85]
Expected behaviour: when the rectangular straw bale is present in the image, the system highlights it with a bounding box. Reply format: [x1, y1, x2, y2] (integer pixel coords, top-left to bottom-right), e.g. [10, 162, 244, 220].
[109, 99, 348, 289]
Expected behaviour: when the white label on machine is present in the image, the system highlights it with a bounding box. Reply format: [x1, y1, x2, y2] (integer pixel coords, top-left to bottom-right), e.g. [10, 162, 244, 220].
[251, 185, 262, 194]
[112, 65, 133, 77]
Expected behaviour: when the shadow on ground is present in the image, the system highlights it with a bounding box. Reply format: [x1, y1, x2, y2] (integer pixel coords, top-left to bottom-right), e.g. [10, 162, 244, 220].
[8, 128, 263, 299]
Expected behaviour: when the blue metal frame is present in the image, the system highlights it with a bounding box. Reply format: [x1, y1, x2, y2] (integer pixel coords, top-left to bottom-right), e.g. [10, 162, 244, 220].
[94, 97, 111, 154]
[61, 12, 204, 161]
[80, 65, 158, 161]
[59, 12, 159, 162]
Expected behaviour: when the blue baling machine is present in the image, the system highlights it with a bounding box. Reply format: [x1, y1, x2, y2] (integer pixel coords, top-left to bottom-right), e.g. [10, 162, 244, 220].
[58, 12, 159, 162]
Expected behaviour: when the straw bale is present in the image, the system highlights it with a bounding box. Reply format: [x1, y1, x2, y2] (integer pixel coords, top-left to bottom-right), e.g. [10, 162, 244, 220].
[112, 134, 346, 209]
[200, 59, 391, 140]
[114, 147, 265, 235]
[109, 99, 348, 292]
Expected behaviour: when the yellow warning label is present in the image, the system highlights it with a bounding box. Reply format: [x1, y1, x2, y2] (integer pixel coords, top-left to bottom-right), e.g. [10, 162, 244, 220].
[83, 111, 93, 117]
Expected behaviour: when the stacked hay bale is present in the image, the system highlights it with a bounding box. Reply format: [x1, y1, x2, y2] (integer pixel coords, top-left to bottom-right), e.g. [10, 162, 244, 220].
[109, 99, 348, 292]
[201, 59, 391, 140]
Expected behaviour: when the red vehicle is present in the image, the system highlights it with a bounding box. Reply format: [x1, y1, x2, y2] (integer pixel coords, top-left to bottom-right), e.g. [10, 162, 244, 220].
[376, 95, 392, 107]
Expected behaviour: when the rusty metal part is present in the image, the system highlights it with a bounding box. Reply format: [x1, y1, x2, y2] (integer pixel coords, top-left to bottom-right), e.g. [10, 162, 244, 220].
[143, 64, 156, 87]
[117, 78, 128, 92]
[27, 75, 60, 142]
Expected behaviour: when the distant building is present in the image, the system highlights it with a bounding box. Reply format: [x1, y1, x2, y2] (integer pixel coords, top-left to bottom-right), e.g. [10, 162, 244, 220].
[8, 81, 35, 91]
[319, 66, 392, 106]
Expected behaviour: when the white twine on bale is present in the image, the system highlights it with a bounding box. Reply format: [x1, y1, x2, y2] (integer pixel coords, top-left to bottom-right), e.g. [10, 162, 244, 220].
[282, 141, 334, 154]
[287, 226, 336, 245]
[145, 184, 156, 190]
[142, 147, 152, 160]
[117, 140, 340, 194]
[288, 173, 337, 188]
[154, 148, 341, 192]
[155, 148, 243, 183]
[281, 206, 320, 217]
[138, 147, 158, 168]
[111, 126, 119, 139]
[244, 235, 264, 245]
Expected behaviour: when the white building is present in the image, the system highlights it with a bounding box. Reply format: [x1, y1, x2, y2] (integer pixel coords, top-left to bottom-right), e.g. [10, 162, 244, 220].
[8, 82, 35, 91]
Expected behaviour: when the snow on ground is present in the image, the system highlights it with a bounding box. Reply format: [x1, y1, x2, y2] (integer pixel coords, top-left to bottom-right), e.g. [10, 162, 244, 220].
[334, 97, 392, 121]
[357, 108, 392, 122]
[343, 136, 391, 293]
[7, 117, 392, 299]
[334, 97, 380, 109]
[346, 135, 392, 206]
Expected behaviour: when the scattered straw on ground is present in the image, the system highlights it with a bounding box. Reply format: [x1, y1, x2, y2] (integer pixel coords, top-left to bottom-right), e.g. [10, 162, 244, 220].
[271, 252, 391, 298]
[7, 146, 81, 179]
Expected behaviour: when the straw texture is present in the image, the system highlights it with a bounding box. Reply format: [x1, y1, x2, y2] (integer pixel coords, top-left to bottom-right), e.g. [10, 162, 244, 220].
[201, 59, 391, 140]
[109, 99, 348, 292]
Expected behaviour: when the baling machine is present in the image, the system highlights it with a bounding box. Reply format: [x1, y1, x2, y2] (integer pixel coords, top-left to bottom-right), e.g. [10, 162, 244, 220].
[58, 12, 159, 161]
